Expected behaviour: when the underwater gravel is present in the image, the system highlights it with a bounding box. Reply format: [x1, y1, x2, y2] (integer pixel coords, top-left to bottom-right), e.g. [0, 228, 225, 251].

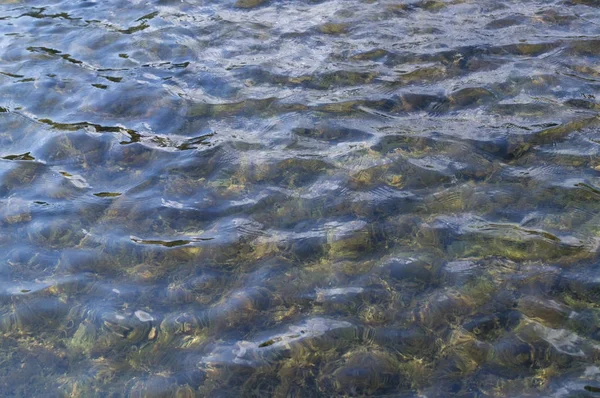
[1, 0, 600, 396]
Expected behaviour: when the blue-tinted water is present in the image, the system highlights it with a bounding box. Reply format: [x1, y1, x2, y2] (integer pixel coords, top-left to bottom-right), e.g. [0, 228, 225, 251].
[1, 0, 600, 396]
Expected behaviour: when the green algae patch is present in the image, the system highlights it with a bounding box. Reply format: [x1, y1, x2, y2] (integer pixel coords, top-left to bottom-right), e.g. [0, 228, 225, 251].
[93, 192, 122, 198]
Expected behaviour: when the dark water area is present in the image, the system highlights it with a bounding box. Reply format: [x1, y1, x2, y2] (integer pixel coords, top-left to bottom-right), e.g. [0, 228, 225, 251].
[1, 0, 600, 396]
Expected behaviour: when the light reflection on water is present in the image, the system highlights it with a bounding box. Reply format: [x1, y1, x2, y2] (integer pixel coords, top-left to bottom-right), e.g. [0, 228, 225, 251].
[1, 0, 600, 396]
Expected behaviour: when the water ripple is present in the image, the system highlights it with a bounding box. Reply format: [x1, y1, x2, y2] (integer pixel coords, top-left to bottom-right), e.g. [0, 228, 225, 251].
[1, 0, 600, 396]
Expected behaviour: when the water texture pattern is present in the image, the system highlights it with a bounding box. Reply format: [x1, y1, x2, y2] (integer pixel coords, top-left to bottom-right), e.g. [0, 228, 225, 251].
[1, 0, 600, 396]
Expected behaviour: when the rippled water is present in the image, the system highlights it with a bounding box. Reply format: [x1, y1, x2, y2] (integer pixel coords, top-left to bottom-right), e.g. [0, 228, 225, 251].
[1, 0, 600, 396]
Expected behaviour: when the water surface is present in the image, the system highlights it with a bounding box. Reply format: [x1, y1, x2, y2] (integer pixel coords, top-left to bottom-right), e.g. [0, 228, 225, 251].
[1, 0, 600, 396]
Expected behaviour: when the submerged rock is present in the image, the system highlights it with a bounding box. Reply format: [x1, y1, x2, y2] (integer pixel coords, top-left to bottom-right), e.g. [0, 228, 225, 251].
[234, 0, 268, 8]
[320, 349, 402, 395]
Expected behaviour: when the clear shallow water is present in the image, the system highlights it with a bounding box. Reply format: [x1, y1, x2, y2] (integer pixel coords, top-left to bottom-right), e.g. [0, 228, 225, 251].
[1, 0, 600, 396]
